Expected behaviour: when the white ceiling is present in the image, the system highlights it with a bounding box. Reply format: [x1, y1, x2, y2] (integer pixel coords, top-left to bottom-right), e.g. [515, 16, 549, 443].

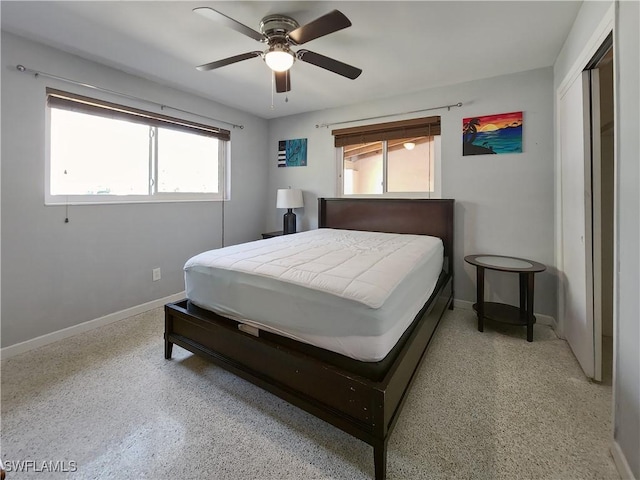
[1, 1, 582, 119]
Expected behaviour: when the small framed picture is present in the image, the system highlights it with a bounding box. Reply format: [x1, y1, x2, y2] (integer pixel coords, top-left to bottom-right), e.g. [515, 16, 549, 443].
[278, 138, 308, 167]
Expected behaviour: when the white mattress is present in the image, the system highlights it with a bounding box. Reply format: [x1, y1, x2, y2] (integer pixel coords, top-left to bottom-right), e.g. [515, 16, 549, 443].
[184, 228, 443, 362]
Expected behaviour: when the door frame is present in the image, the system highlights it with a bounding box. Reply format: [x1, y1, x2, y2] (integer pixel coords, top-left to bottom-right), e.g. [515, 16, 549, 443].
[553, 0, 617, 440]
[589, 66, 604, 382]
[554, 5, 614, 342]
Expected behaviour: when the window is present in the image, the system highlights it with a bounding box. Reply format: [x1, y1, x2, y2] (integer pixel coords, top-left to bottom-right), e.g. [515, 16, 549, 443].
[333, 116, 441, 197]
[46, 88, 230, 204]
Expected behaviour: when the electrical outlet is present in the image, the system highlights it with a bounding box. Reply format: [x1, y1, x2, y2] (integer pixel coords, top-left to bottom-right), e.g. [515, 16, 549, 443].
[152, 268, 161, 282]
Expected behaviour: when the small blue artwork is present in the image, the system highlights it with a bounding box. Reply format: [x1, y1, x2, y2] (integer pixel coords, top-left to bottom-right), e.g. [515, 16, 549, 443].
[278, 138, 307, 167]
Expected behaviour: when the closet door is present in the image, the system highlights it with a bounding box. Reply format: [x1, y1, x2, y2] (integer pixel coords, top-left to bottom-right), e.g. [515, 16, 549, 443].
[559, 71, 596, 379]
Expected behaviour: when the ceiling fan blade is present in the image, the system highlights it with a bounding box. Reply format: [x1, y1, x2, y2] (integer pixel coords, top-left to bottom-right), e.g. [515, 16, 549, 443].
[288, 10, 351, 45]
[193, 7, 265, 42]
[275, 71, 291, 93]
[197, 52, 262, 71]
[297, 50, 362, 80]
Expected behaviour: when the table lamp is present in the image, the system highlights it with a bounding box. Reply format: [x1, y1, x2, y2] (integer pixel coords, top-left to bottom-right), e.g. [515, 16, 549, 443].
[276, 188, 303, 234]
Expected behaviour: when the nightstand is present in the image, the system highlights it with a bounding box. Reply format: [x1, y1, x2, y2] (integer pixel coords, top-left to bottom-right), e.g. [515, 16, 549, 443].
[464, 254, 546, 342]
[262, 231, 284, 239]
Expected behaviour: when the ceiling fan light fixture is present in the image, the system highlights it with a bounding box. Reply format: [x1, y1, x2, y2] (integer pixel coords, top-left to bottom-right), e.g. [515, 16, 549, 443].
[264, 45, 295, 72]
[403, 142, 416, 150]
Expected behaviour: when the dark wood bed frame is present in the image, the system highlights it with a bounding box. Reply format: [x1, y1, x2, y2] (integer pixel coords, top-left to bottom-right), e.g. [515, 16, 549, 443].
[165, 198, 454, 480]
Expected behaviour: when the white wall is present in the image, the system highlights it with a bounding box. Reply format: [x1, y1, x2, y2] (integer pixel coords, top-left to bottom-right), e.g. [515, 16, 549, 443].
[1, 32, 269, 348]
[613, 1, 639, 476]
[267, 67, 556, 317]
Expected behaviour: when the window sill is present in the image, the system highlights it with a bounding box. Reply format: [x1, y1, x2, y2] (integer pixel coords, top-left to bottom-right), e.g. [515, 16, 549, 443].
[45, 194, 227, 206]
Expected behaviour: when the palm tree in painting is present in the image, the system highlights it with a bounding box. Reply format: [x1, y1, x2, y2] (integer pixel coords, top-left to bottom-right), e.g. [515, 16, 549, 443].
[463, 118, 481, 144]
[462, 117, 496, 155]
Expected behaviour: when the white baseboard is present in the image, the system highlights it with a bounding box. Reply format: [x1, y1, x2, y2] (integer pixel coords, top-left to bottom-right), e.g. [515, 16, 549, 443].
[453, 298, 557, 330]
[611, 440, 636, 480]
[1, 292, 185, 360]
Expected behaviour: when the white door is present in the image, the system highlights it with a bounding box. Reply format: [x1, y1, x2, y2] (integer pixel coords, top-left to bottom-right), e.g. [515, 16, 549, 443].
[559, 70, 598, 379]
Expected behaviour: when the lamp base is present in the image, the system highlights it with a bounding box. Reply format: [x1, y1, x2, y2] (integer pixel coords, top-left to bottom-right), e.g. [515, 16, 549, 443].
[283, 209, 296, 234]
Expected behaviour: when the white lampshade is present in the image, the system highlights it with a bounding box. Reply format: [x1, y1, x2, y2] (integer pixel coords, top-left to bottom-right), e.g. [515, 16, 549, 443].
[276, 188, 303, 209]
[264, 47, 295, 72]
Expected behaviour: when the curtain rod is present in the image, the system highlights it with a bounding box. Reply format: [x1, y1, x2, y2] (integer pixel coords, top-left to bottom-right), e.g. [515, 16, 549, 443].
[315, 102, 463, 129]
[16, 65, 244, 130]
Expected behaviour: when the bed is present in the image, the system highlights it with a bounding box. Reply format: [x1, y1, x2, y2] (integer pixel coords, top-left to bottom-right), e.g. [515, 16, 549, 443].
[164, 197, 454, 480]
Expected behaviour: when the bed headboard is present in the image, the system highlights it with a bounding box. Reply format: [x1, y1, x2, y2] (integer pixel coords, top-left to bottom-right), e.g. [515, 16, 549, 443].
[318, 198, 454, 274]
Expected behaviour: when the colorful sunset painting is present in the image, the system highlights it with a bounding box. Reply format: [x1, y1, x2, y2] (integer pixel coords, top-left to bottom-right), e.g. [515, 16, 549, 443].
[462, 111, 523, 155]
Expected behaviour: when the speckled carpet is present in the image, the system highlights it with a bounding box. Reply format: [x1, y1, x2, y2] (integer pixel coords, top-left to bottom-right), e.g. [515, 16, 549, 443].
[1, 307, 619, 479]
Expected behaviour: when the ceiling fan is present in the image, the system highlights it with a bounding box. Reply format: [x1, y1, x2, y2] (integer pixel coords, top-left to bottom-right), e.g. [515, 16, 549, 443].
[193, 7, 363, 93]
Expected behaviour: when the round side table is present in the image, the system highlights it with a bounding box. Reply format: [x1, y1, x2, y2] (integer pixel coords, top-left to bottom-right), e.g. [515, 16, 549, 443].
[464, 254, 546, 342]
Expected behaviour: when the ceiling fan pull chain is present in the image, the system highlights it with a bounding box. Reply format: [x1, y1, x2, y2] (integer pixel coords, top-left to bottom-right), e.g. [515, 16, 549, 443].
[271, 71, 275, 109]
